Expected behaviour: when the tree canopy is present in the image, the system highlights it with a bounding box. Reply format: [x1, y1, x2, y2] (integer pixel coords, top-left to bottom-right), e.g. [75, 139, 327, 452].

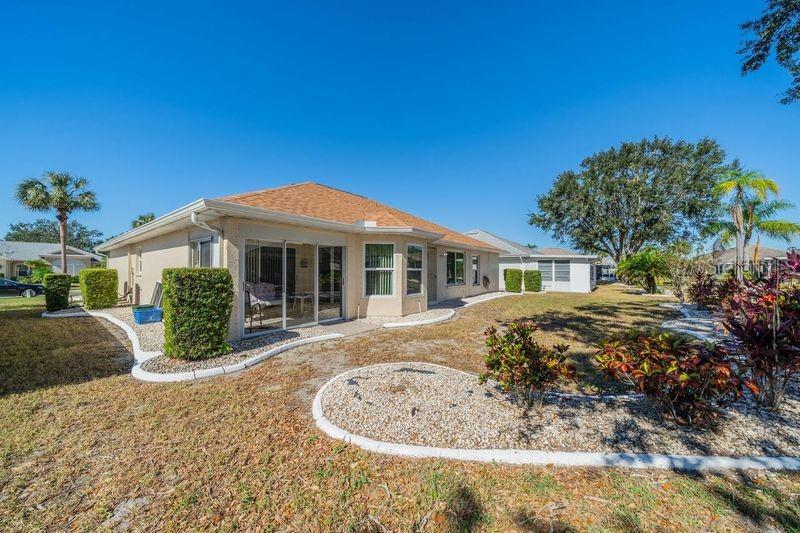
[529, 137, 727, 263]
[5, 218, 105, 251]
[739, 0, 800, 104]
[131, 213, 155, 228]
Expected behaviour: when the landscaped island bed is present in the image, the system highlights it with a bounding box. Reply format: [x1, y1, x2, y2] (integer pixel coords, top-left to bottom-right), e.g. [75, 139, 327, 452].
[320, 362, 800, 457]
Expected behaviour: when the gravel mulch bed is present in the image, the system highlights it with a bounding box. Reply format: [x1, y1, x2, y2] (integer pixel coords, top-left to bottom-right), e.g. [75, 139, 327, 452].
[140, 326, 332, 374]
[101, 306, 165, 352]
[661, 303, 732, 343]
[320, 362, 800, 457]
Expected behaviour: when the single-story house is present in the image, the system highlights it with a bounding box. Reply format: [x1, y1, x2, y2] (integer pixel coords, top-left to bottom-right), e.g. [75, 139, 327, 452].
[97, 182, 501, 341]
[463, 229, 597, 293]
[708, 245, 788, 276]
[0, 240, 103, 279]
[595, 256, 617, 282]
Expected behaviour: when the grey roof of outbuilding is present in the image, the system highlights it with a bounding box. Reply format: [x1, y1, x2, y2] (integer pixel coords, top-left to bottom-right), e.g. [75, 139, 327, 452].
[463, 229, 596, 258]
[0, 241, 102, 261]
[708, 245, 788, 264]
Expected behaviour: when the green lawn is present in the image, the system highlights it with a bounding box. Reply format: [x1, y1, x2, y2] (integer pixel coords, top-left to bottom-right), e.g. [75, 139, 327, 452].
[0, 295, 45, 311]
[1, 285, 798, 531]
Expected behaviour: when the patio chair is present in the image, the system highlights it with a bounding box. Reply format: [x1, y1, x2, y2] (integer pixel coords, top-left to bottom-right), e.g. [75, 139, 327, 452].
[150, 281, 163, 308]
[244, 282, 282, 333]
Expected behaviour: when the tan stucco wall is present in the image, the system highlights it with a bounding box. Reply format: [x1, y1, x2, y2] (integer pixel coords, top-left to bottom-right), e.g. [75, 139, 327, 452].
[431, 246, 499, 302]
[104, 216, 499, 340]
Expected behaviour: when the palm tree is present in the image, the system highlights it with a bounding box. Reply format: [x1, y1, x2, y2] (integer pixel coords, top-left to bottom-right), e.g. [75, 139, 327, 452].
[14, 171, 99, 273]
[715, 167, 780, 280]
[131, 213, 155, 228]
[715, 197, 800, 250]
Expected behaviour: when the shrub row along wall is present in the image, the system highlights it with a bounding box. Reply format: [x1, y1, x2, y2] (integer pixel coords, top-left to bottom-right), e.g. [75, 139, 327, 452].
[504, 269, 522, 293]
[163, 268, 234, 360]
[43, 274, 72, 312]
[524, 270, 542, 292]
[79, 268, 118, 309]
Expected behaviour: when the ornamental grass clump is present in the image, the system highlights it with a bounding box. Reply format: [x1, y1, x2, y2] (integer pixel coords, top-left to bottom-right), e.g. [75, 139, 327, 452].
[480, 321, 575, 411]
[596, 331, 743, 426]
[721, 251, 800, 411]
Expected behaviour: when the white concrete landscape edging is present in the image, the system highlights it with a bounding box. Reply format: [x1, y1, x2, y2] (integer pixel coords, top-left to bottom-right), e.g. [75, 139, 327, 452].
[43, 310, 343, 383]
[381, 292, 521, 328]
[382, 309, 455, 328]
[461, 291, 524, 308]
[312, 363, 800, 471]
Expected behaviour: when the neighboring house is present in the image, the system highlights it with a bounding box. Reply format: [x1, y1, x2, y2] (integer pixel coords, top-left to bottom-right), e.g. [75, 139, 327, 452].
[0, 240, 102, 279]
[97, 182, 501, 341]
[595, 256, 617, 282]
[707, 245, 788, 276]
[464, 229, 597, 293]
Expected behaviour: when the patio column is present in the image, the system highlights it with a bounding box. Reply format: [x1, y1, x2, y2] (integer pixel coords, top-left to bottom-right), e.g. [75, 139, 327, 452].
[222, 217, 241, 341]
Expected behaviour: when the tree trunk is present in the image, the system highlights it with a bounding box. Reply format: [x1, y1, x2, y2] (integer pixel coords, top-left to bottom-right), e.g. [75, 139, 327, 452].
[58, 214, 68, 273]
[732, 203, 744, 281]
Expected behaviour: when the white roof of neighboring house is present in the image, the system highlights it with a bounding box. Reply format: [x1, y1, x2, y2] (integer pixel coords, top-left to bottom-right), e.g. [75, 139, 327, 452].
[463, 229, 597, 259]
[709, 245, 788, 264]
[0, 241, 102, 262]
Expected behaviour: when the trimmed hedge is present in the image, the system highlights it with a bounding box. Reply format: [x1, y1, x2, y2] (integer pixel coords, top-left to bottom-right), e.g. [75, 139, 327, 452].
[79, 268, 118, 309]
[43, 274, 72, 312]
[162, 268, 234, 360]
[524, 270, 542, 292]
[504, 268, 522, 293]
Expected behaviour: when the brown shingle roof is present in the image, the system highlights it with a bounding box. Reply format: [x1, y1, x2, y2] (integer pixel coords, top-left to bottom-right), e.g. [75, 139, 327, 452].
[218, 182, 496, 250]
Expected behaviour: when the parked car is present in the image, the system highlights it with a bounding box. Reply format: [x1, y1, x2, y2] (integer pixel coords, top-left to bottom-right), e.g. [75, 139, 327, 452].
[0, 278, 44, 297]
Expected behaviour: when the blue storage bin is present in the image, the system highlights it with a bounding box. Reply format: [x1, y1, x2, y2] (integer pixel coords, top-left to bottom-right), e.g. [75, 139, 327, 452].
[133, 306, 162, 324]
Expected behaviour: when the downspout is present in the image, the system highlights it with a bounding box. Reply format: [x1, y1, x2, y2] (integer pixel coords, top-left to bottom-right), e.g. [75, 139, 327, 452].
[519, 256, 525, 292]
[190, 212, 224, 266]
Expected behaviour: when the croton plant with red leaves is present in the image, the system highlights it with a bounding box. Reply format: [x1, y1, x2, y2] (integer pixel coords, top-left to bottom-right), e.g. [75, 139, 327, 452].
[596, 331, 743, 426]
[721, 250, 800, 411]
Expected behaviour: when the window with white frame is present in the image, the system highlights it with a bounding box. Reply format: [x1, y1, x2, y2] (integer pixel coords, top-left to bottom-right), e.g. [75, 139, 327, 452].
[191, 239, 212, 267]
[406, 244, 423, 295]
[471, 255, 480, 285]
[554, 260, 571, 282]
[446, 251, 465, 285]
[365, 243, 394, 296]
[16, 264, 31, 278]
[538, 260, 553, 282]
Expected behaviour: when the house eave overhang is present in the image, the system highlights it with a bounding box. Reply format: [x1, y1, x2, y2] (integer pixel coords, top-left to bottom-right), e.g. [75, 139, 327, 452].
[96, 198, 472, 251]
[500, 253, 598, 260]
[433, 239, 502, 254]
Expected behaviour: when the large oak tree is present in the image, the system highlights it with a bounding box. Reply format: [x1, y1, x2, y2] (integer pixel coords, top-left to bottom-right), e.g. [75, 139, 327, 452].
[529, 137, 727, 263]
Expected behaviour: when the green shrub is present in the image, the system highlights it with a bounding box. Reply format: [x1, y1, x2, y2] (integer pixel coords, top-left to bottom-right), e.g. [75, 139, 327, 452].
[70, 275, 80, 284]
[523, 270, 542, 292]
[43, 274, 72, 312]
[504, 268, 522, 293]
[480, 321, 575, 410]
[23, 259, 53, 283]
[79, 268, 118, 309]
[596, 331, 743, 426]
[162, 268, 234, 360]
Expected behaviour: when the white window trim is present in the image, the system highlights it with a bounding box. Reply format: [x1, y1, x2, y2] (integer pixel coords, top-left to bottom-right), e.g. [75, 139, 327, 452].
[190, 237, 213, 268]
[446, 250, 466, 286]
[471, 254, 480, 286]
[406, 243, 424, 297]
[363, 242, 395, 298]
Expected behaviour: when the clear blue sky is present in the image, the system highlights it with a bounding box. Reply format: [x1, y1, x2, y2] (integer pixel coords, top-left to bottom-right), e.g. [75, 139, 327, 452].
[1, 1, 798, 250]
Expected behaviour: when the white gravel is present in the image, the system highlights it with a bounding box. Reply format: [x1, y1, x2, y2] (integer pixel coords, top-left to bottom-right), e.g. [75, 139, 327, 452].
[661, 303, 732, 343]
[140, 326, 334, 373]
[320, 362, 800, 457]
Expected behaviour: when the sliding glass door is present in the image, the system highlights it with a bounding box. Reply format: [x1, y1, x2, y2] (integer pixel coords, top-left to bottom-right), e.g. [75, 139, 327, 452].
[318, 246, 343, 321]
[244, 240, 345, 334]
[286, 244, 316, 328]
[244, 240, 284, 333]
